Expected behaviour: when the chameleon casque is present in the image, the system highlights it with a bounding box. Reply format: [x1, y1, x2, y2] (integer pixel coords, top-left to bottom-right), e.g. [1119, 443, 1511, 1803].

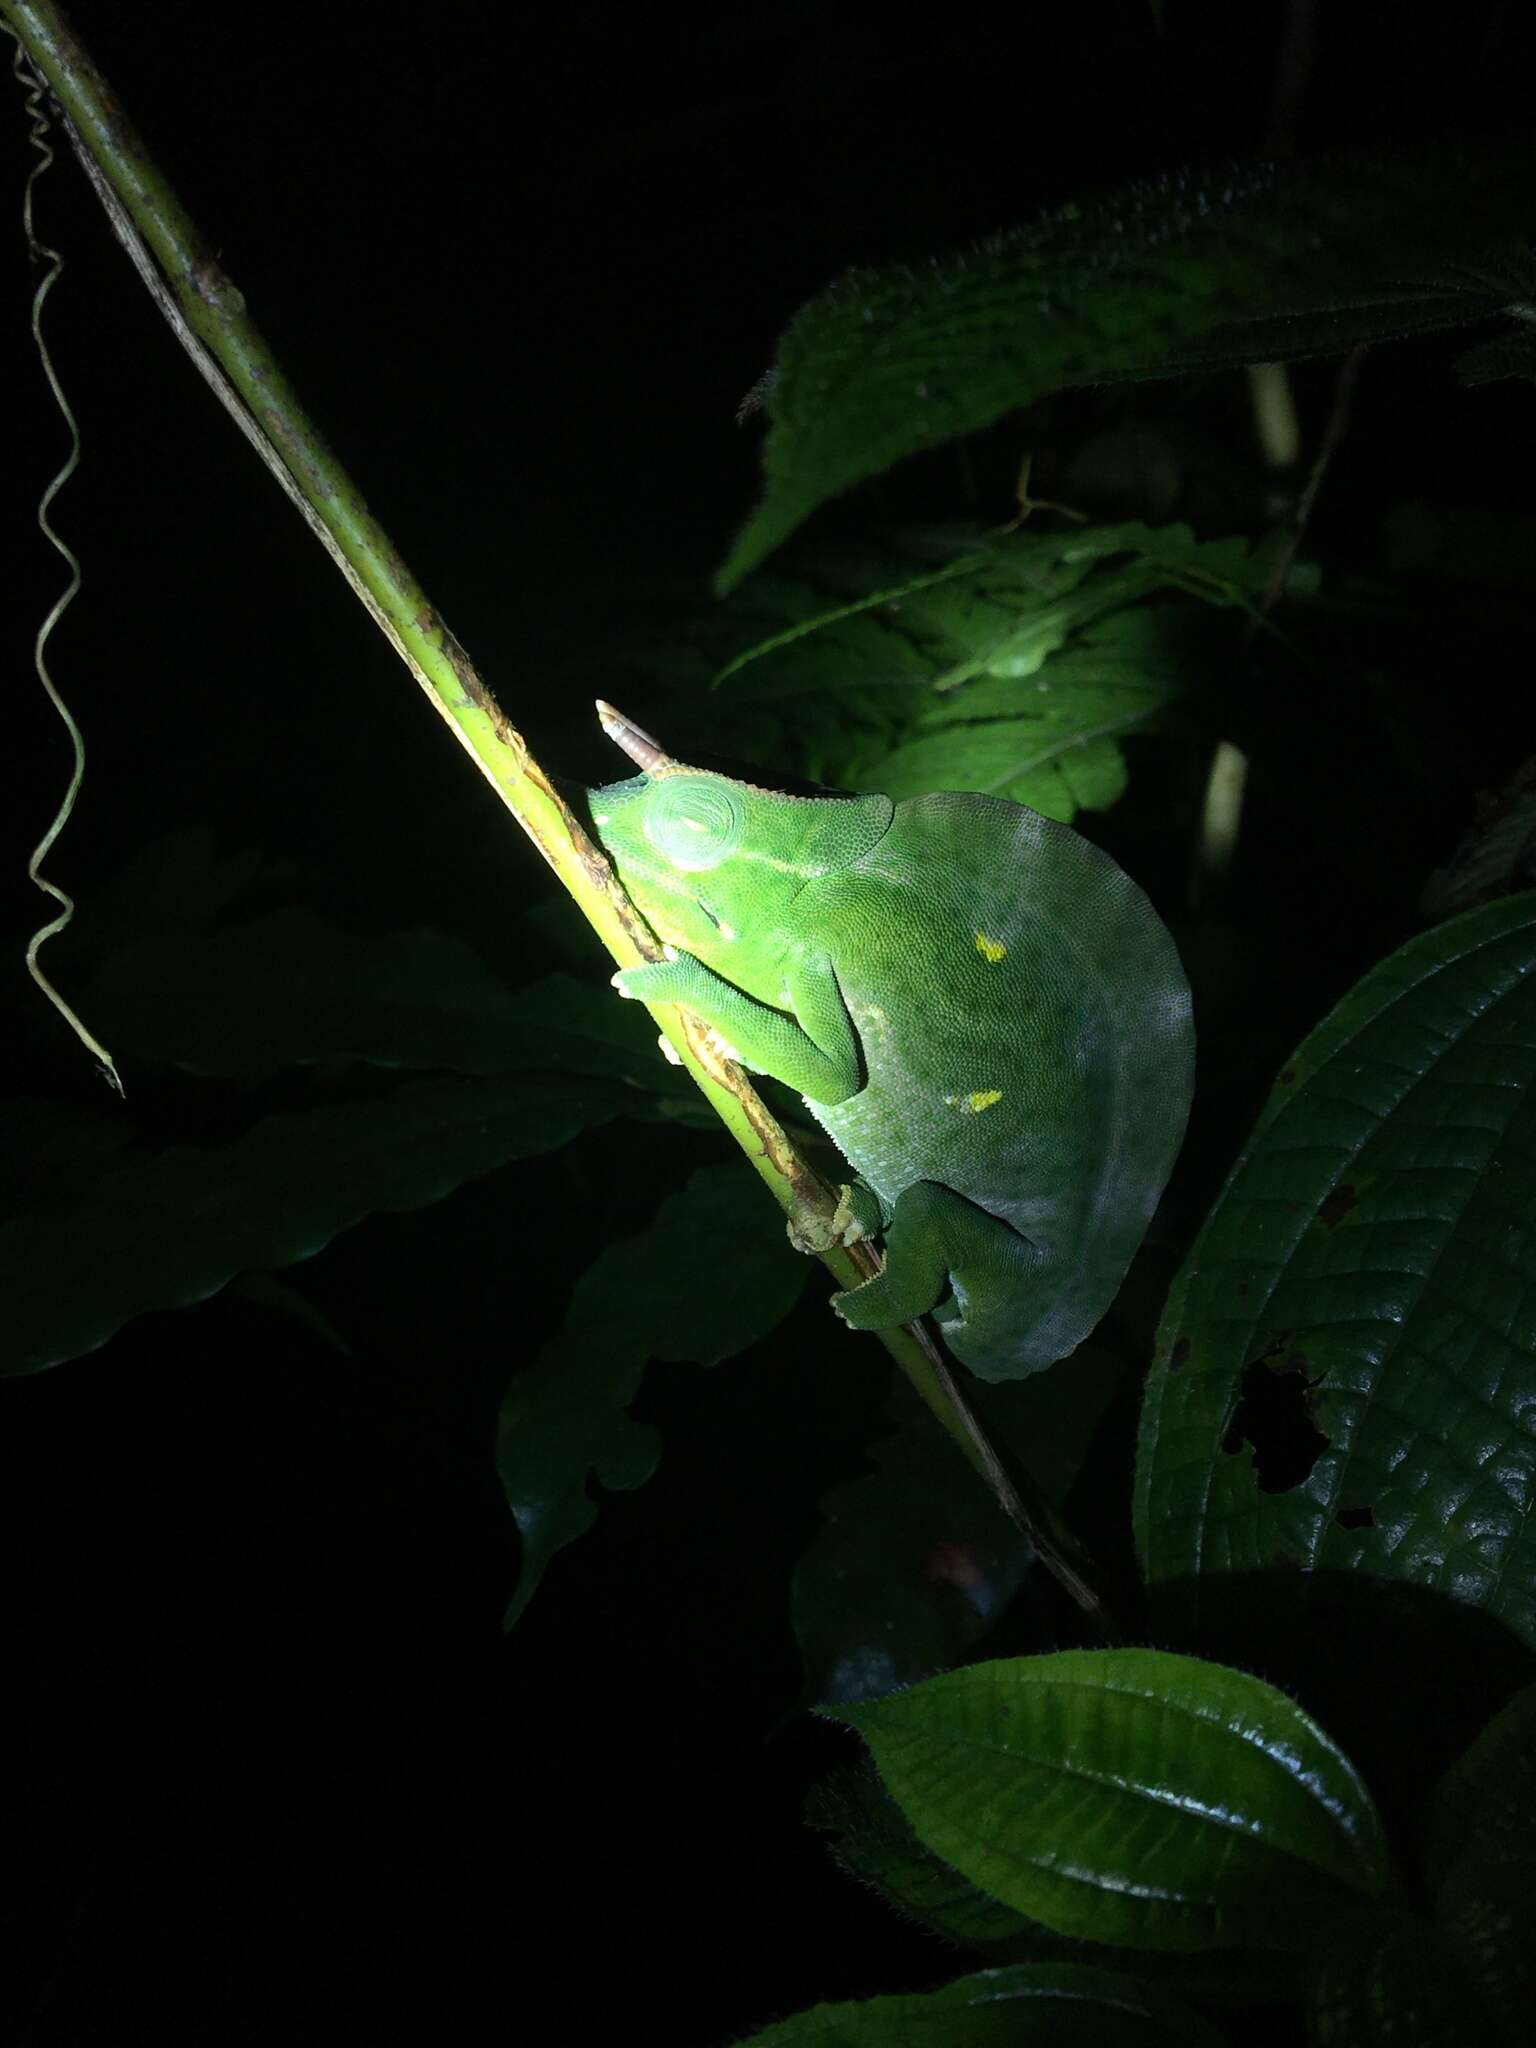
[588, 702, 1194, 1384]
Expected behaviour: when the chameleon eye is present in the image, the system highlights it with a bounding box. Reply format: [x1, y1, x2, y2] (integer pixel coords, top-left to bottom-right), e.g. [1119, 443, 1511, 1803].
[644, 776, 744, 873]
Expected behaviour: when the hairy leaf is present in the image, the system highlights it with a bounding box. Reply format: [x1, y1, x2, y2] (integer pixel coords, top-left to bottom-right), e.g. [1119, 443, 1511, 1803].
[805, 1761, 1298, 2001]
[722, 142, 1536, 584]
[807, 1761, 1043, 1950]
[830, 1649, 1388, 1953]
[733, 1960, 1230, 2046]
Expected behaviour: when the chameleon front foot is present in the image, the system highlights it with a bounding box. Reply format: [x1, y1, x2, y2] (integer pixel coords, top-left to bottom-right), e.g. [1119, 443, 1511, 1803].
[787, 1180, 880, 1256]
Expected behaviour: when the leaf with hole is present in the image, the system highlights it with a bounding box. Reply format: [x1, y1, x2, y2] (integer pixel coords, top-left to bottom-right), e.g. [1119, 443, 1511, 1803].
[1136, 894, 1536, 1649]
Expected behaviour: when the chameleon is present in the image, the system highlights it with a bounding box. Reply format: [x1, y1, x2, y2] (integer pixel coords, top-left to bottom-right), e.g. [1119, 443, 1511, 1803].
[588, 701, 1193, 1383]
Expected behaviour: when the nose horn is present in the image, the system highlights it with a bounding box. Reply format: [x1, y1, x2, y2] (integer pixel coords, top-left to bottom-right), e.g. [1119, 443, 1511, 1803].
[595, 700, 671, 773]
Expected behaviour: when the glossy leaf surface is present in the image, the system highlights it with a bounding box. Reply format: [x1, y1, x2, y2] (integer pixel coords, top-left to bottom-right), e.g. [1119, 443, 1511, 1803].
[832, 1649, 1388, 1952]
[1136, 895, 1536, 1648]
[806, 1761, 1297, 2002]
[735, 1961, 1230, 2046]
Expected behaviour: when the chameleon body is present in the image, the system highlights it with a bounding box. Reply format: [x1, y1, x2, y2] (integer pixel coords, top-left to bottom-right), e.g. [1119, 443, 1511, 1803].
[588, 703, 1193, 1383]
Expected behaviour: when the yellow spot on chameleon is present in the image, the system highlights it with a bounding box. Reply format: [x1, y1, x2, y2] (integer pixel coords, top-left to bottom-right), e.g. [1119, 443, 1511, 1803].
[974, 931, 1007, 964]
[944, 1088, 1003, 1114]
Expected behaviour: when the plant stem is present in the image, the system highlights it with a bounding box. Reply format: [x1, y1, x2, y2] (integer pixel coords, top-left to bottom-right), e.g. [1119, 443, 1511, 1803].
[0, 0, 1116, 1625]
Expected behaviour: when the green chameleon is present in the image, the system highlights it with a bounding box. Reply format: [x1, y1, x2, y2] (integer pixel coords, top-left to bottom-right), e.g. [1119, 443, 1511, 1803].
[588, 702, 1193, 1383]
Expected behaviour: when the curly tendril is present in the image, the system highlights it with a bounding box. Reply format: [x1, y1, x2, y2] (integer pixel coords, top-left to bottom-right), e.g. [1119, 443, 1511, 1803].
[5, 29, 122, 1093]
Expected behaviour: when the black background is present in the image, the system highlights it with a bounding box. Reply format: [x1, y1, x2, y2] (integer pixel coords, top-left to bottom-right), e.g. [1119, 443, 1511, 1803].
[4, 4, 1535, 2040]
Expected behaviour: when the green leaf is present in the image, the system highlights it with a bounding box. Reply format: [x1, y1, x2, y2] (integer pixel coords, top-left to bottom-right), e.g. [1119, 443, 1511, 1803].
[1421, 779, 1536, 922]
[806, 1760, 1298, 2003]
[793, 1349, 1124, 1703]
[1421, 1682, 1536, 1880]
[732, 1961, 1231, 2047]
[0, 1075, 627, 1375]
[829, 1649, 1389, 1953]
[1434, 1834, 1536, 2046]
[846, 608, 1200, 821]
[720, 142, 1536, 586]
[1457, 332, 1536, 389]
[497, 1163, 808, 1626]
[807, 1761, 1045, 1951]
[1136, 894, 1536, 1649]
[1451, 250, 1536, 390]
[1307, 1911, 1477, 2047]
[90, 909, 666, 1088]
[585, 521, 1277, 825]
[1419, 1682, 1536, 2043]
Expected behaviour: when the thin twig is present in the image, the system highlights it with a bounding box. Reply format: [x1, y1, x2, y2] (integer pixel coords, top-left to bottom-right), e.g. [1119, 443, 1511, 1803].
[1252, 344, 1366, 628]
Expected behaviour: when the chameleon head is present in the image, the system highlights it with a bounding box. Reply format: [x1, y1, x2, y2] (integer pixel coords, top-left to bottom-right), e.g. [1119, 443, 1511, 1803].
[586, 703, 892, 962]
[587, 763, 767, 956]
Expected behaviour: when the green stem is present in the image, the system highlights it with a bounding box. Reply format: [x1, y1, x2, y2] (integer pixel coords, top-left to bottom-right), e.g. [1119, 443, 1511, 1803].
[0, 0, 1116, 1628]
